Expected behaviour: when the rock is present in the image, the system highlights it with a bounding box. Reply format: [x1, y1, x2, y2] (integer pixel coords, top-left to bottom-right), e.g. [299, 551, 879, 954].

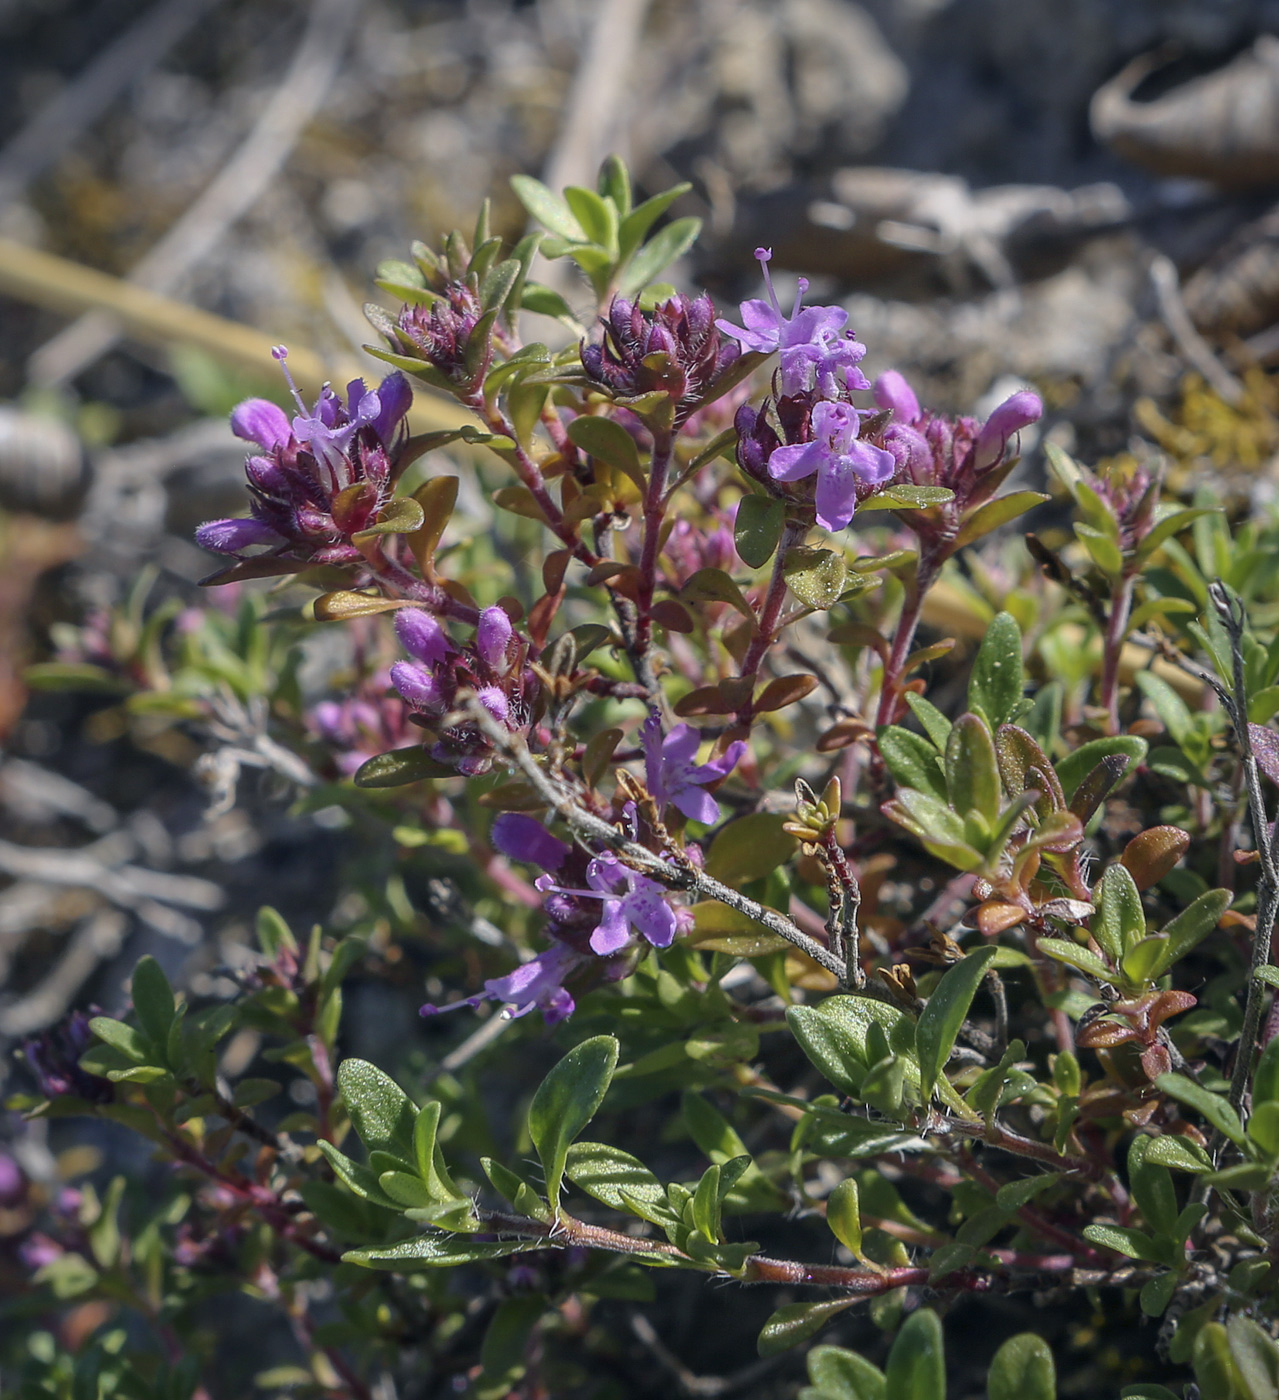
[1091, 36, 1279, 187]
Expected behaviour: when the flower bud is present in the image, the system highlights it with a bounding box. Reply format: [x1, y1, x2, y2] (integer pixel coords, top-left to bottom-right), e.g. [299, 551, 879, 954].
[476, 606, 513, 669]
[390, 661, 444, 713]
[395, 608, 452, 667]
[973, 390, 1042, 471]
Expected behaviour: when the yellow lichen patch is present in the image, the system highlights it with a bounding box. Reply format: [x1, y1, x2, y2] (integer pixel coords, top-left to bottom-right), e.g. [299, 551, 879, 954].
[1135, 370, 1279, 484]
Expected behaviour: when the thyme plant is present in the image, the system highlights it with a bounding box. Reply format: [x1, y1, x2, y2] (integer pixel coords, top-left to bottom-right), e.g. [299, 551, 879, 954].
[10, 158, 1279, 1400]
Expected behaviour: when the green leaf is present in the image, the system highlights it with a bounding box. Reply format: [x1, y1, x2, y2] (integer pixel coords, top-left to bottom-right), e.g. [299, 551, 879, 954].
[1136, 671, 1195, 750]
[882, 788, 983, 871]
[785, 546, 848, 611]
[945, 714, 1001, 825]
[351, 496, 426, 544]
[479, 257, 521, 315]
[88, 1017, 153, 1064]
[861, 484, 955, 511]
[1055, 736, 1147, 800]
[510, 175, 585, 241]
[681, 567, 758, 627]
[1034, 939, 1115, 983]
[1155, 1073, 1246, 1146]
[804, 1346, 887, 1400]
[1093, 863, 1146, 962]
[905, 694, 952, 751]
[1195, 1322, 1248, 1400]
[915, 947, 999, 1098]
[826, 1178, 863, 1256]
[988, 1334, 1056, 1400]
[758, 1299, 856, 1358]
[954, 491, 1049, 548]
[343, 1235, 539, 1269]
[520, 282, 577, 321]
[618, 183, 692, 262]
[597, 154, 632, 215]
[316, 1141, 399, 1208]
[566, 414, 643, 486]
[529, 1035, 619, 1212]
[353, 746, 454, 788]
[619, 217, 702, 297]
[565, 1142, 670, 1217]
[878, 726, 948, 802]
[969, 612, 1024, 731]
[1143, 1135, 1214, 1173]
[1136, 506, 1220, 561]
[129, 957, 175, 1047]
[337, 1059, 417, 1165]
[788, 997, 920, 1098]
[885, 1308, 945, 1400]
[1254, 1035, 1279, 1107]
[1082, 1222, 1163, 1262]
[1149, 888, 1230, 977]
[1227, 1314, 1279, 1400]
[735, 496, 787, 569]
[1128, 1134, 1179, 1236]
[704, 813, 798, 886]
[563, 185, 617, 250]
[1140, 1271, 1179, 1318]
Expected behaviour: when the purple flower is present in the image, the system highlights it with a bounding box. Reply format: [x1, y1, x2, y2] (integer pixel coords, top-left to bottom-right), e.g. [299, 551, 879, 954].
[716, 248, 859, 396]
[231, 398, 291, 451]
[390, 661, 444, 714]
[196, 347, 413, 567]
[491, 814, 570, 870]
[873, 370, 921, 424]
[397, 281, 489, 392]
[580, 855, 677, 955]
[581, 293, 737, 423]
[643, 713, 745, 824]
[973, 389, 1042, 471]
[768, 400, 895, 531]
[476, 606, 513, 669]
[395, 608, 453, 667]
[421, 941, 583, 1024]
[195, 517, 284, 554]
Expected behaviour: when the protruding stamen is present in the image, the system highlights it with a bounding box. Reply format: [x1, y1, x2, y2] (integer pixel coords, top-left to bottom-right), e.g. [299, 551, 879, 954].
[272, 344, 310, 416]
[754, 246, 781, 316]
[792, 276, 810, 319]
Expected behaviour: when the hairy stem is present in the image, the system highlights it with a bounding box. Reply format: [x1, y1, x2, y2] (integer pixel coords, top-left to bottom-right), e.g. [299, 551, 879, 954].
[734, 517, 809, 724]
[1100, 570, 1135, 733]
[634, 424, 674, 675]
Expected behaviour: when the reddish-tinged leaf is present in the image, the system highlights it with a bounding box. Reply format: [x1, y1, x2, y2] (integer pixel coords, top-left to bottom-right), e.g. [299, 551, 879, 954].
[675, 686, 735, 717]
[1121, 826, 1191, 890]
[409, 476, 459, 573]
[313, 591, 402, 621]
[199, 556, 307, 586]
[976, 902, 1027, 936]
[827, 622, 889, 658]
[817, 718, 872, 752]
[755, 674, 818, 712]
[651, 600, 695, 633]
[542, 548, 571, 594]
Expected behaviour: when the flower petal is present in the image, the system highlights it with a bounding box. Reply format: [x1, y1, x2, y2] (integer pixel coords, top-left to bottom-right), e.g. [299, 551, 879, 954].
[874, 370, 921, 423]
[625, 882, 677, 948]
[230, 398, 291, 450]
[195, 517, 283, 553]
[768, 441, 822, 482]
[589, 901, 632, 955]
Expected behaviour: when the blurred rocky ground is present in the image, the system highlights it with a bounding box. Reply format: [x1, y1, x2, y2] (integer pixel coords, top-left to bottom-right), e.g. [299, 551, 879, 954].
[2, 0, 1279, 1263]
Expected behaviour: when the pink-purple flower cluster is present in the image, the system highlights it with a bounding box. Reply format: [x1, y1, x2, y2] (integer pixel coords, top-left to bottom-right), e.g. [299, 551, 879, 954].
[390, 603, 534, 776]
[195, 348, 412, 567]
[582, 293, 739, 423]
